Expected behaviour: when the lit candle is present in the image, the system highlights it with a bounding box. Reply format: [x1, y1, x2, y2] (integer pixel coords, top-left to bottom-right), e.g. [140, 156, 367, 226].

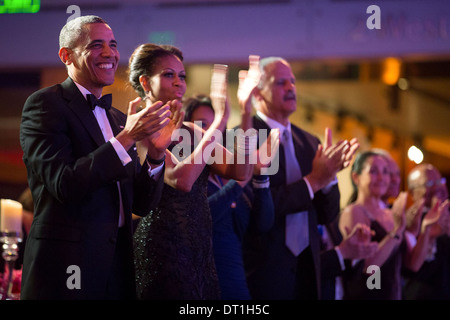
[0, 199, 23, 234]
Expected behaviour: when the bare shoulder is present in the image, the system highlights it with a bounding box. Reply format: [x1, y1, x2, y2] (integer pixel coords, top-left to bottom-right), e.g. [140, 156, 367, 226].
[339, 203, 370, 236]
[341, 203, 365, 218]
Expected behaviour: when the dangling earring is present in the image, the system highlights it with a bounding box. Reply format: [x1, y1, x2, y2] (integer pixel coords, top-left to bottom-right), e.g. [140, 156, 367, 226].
[139, 75, 152, 101]
[144, 88, 155, 102]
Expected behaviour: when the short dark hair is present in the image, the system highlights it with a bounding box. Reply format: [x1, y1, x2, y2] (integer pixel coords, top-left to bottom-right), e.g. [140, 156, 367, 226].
[59, 15, 107, 49]
[183, 94, 214, 122]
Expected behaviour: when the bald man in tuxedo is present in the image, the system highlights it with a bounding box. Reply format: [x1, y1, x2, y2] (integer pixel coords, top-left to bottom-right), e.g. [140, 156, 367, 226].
[242, 57, 358, 299]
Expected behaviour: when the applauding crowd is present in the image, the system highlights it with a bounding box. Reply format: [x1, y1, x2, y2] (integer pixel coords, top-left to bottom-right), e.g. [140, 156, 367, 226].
[17, 15, 449, 301]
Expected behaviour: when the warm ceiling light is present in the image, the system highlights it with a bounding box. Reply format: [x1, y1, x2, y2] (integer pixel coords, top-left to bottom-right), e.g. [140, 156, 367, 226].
[382, 57, 401, 86]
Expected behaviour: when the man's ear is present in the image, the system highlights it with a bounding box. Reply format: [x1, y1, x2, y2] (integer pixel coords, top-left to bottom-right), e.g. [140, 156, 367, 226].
[59, 47, 72, 66]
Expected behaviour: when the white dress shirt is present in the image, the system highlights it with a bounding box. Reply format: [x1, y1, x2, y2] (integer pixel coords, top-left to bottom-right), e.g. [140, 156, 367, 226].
[74, 82, 163, 226]
[256, 111, 316, 199]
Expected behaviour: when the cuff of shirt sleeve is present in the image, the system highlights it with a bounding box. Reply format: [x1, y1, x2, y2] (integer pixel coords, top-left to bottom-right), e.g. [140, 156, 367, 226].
[252, 175, 270, 189]
[334, 247, 346, 271]
[303, 177, 315, 200]
[404, 230, 417, 249]
[146, 160, 164, 180]
[110, 137, 132, 166]
[323, 176, 338, 194]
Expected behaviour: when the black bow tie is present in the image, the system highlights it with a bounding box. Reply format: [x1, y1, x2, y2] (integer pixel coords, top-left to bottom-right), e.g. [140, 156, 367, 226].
[87, 94, 112, 110]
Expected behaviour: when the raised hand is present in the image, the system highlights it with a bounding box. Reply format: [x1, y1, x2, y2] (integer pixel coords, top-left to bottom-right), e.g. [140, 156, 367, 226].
[406, 198, 425, 236]
[305, 128, 357, 192]
[338, 223, 378, 260]
[237, 55, 260, 115]
[210, 64, 230, 132]
[323, 127, 333, 150]
[343, 138, 359, 168]
[306, 128, 360, 192]
[323, 128, 359, 170]
[116, 97, 171, 151]
[143, 99, 185, 156]
[391, 191, 408, 235]
[422, 198, 450, 237]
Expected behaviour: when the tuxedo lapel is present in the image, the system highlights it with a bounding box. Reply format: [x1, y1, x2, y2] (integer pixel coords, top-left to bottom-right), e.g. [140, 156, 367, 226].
[253, 114, 270, 136]
[61, 78, 109, 147]
[326, 218, 343, 245]
[290, 129, 306, 172]
[105, 109, 123, 137]
[291, 126, 315, 175]
[254, 116, 318, 181]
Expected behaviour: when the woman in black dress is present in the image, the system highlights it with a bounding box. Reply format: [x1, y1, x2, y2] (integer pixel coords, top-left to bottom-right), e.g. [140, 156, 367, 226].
[129, 44, 251, 299]
[339, 151, 443, 299]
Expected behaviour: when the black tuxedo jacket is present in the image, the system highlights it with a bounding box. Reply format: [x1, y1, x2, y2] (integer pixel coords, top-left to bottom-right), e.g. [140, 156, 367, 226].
[243, 115, 340, 300]
[19, 78, 164, 299]
[319, 217, 365, 300]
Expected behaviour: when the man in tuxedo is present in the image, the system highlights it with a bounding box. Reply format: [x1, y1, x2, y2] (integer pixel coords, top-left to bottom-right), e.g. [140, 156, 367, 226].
[319, 220, 378, 300]
[19, 16, 172, 299]
[402, 163, 450, 299]
[242, 57, 359, 299]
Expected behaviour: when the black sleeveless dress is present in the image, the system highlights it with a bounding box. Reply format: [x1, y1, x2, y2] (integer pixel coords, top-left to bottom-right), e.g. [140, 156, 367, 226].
[344, 210, 405, 300]
[133, 126, 220, 300]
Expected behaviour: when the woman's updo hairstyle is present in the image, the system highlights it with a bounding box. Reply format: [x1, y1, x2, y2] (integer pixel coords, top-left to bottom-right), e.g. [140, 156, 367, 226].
[128, 43, 184, 98]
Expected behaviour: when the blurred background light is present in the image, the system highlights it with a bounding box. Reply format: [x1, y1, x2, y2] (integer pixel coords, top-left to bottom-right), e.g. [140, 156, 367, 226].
[382, 57, 402, 86]
[408, 145, 424, 164]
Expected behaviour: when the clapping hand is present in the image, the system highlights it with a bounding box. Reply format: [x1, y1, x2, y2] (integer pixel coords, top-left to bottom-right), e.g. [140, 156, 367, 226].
[323, 127, 359, 171]
[405, 198, 426, 236]
[143, 99, 184, 154]
[422, 198, 450, 237]
[391, 191, 408, 236]
[210, 64, 230, 132]
[237, 55, 260, 116]
[306, 128, 359, 192]
[117, 97, 171, 151]
[338, 223, 378, 260]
